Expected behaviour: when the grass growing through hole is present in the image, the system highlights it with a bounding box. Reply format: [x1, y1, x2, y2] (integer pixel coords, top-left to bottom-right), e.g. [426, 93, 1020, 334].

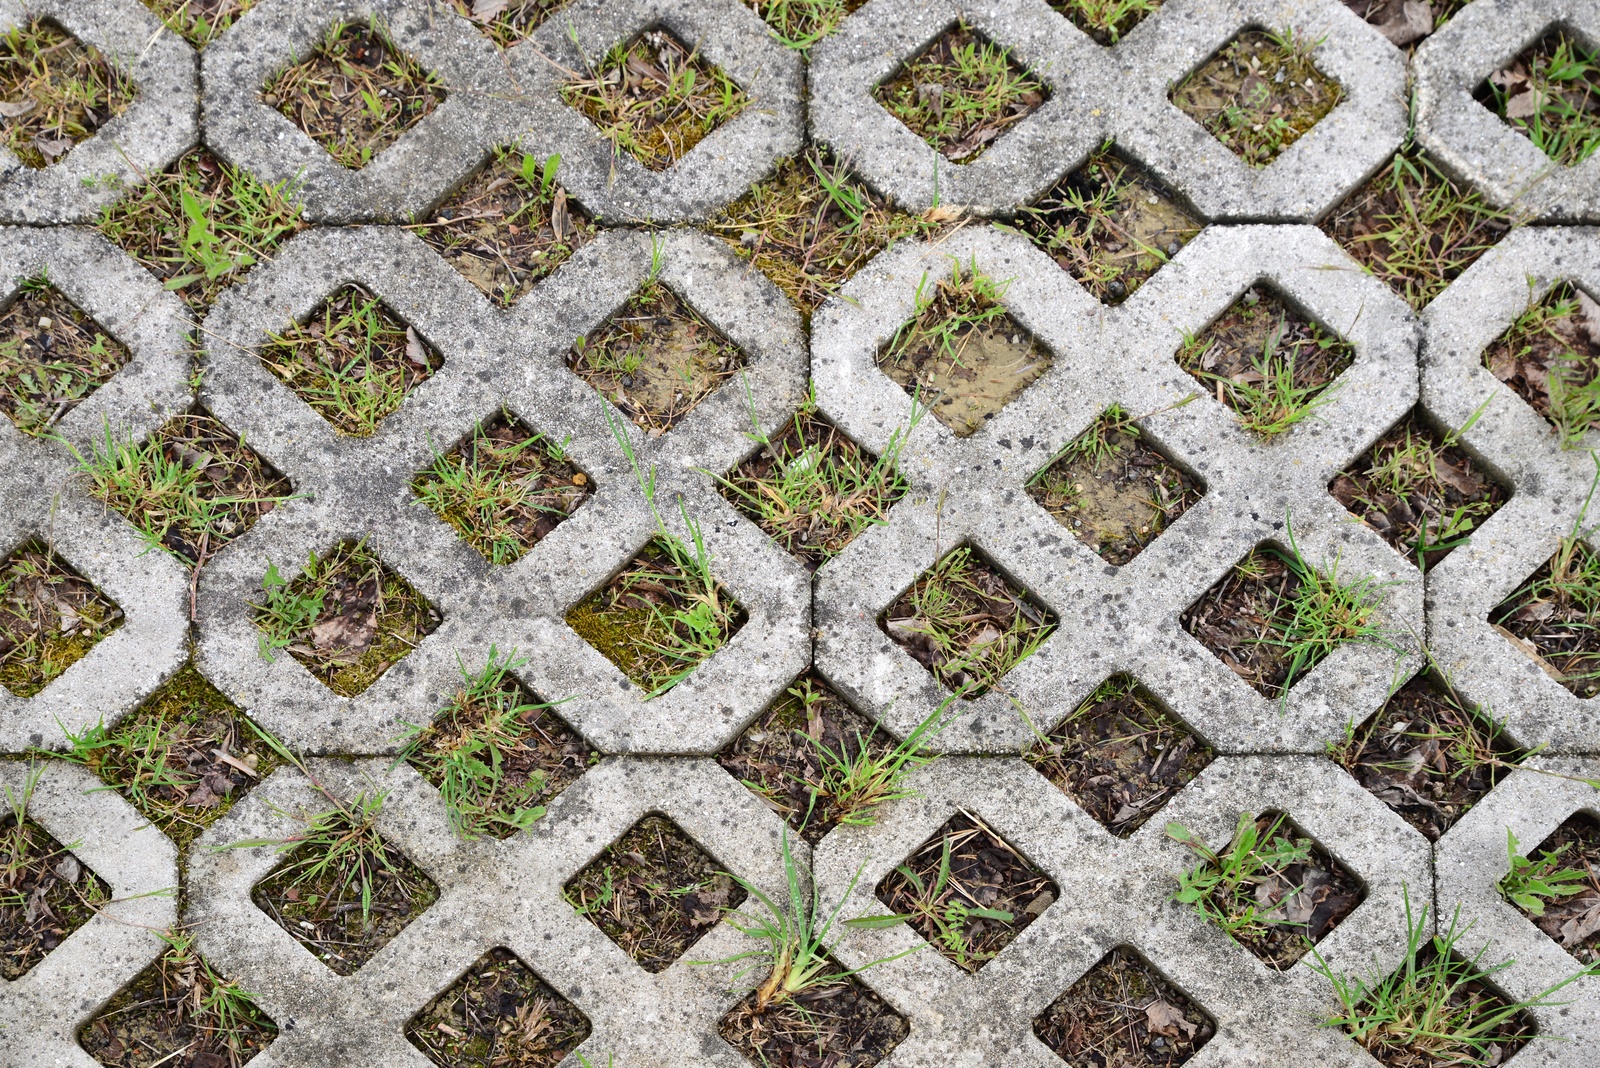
[142, 0, 258, 48]
[1477, 30, 1600, 168]
[1498, 829, 1590, 917]
[447, 0, 567, 49]
[260, 285, 443, 436]
[74, 413, 294, 567]
[1310, 894, 1584, 1067]
[743, 0, 864, 50]
[0, 277, 131, 435]
[562, 29, 747, 172]
[263, 18, 445, 170]
[0, 541, 124, 698]
[0, 19, 135, 168]
[96, 149, 305, 312]
[1489, 533, 1600, 698]
[412, 411, 591, 566]
[1482, 282, 1600, 449]
[1170, 28, 1342, 168]
[1049, 0, 1163, 45]
[397, 647, 592, 839]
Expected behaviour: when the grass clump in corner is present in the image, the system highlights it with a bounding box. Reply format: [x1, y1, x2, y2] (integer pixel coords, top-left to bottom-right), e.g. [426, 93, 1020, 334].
[1476, 29, 1600, 168]
[0, 541, 123, 698]
[143, 0, 258, 48]
[743, 0, 865, 50]
[1489, 533, 1600, 698]
[0, 767, 111, 979]
[1482, 281, 1600, 449]
[1049, 0, 1163, 45]
[1499, 816, 1600, 965]
[0, 19, 135, 168]
[448, 0, 567, 49]
[0, 277, 130, 435]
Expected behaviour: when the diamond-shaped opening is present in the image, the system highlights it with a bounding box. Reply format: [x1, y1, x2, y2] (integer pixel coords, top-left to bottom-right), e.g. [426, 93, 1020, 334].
[249, 540, 442, 698]
[0, 539, 123, 698]
[1490, 537, 1600, 698]
[405, 653, 592, 840]
[561, 27, 748, 172]
[80, 663, 284, 853]
[1473, 26, 1600, 169]
[412, 409, 593, 567]
[1175, 283, 1355, 437]
[253, 812, 439, 975]
[565, 536, 747, 698]
[1342, 1, 1458, 50]
[1026, 674, 1214, 838]
[1034, 946, 1215, 1066]
[260, 284, 443, 437]
[719, 403, 909, 570]
[96, 147, 306, 312]
[1482, 281, 1600, 448]
[0, 808, 110, 979]
[447, 0, 567, 49]
[1017, 144, 1201, 305]
[1181, 542, 1381, 700]
[406, 946, 591, 1067]
[873, 20, 1048, 164]
[0, 277, 132, 435]
[1026, 405, 1204, 565]
[717, 672, 895, 845]
[568, 278, 747, 435]
[1331, 672, 1525, 842]
[720, 959, 908, 1067]
[88, 406, 293, 568]
[1169, 27, 1344, 169]
[880, 543, 1058, 700]
[1049, 0, 1163, 46]
[262, 17, 446, 171]
[143, 0, 257, 49]
[875, 811, 1057, 972]
[80, 937, 277, 1066]
[876, 260, 1052, 437]
[1171, 810, 1364, 969]
[409, 146, 598, 307]
[1503, 812, 1600, 967]
[0, 18, 136, 169]
[564, 813, 746, 972]
[1330, 407, 1510, 570]
[744, 0, 868, 51]
[1319, 144, 1511, 311]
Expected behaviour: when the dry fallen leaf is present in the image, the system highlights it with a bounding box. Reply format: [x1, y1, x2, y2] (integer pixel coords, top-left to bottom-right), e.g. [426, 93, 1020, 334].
[470, 0, 508, 21]
[1558, 900, 1600, 947]
[1377, 0, 1433, 47]
[1145, 1000, 1199, 1039]
[1506, 90, 1543, 120]
[0, 99, 36, 118]
[404, 326, 429, 368]
[1576, 289, 1600, 348]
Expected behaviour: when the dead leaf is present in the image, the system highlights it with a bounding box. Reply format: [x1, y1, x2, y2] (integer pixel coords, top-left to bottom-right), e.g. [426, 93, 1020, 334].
[550, 186, 571, 242]
[1506, 90, 1542, 120]
[24, 883, 51, 924]
[31, 135, 71, 161]
[310, 607, 377, 657]
[1023, 890, 1054, 917]
[1558, 899, 1600, 947]
[1145, 1000, 1199, 1039]
[1377, 0, 1433, 46]
[0, 99, 35, 118]
[404, 327, 429, 368]
[916, 82, 944, 120]
[470, 0, 508, 20]
[1576, 289, 1600, 348]
[53, 855, 81, 884]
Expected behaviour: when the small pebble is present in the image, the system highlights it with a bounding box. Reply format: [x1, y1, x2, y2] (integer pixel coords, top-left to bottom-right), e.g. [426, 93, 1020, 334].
[37, 316, 51, 329]
[571, 472, 588, 486]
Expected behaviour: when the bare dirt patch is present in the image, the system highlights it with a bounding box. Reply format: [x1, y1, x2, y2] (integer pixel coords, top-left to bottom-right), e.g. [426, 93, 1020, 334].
[1033, 946, 1215, 1067]
[0, 803, 110, 979]
[405, 946, 591, 1067]
[0, 541, 124, 698]
[720, 971, 908, 1068]
[0, 279, 130, 435]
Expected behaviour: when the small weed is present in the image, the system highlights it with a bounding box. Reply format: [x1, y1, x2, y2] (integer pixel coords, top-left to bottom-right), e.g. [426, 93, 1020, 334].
[405, 946, 591, 1067]
[1033, 946, 1215, 1065]
[874, 22, 1047, 163]
[142, 0, 258, 49]
[1482, 281, 1600, 449]
[0, 19, 135, 168]
[0, 541, 123, 698]
[562, 29, 747, 172]
[263, 18, 445, 169]
[0, 277, 130, 435]
[1049, 0, 1163, 45]
[1499, 829, 1589, 916]
[1498, 814, 1600, 965]
[1490, 534, 1600, 698]
[744, 0, 865, 50]
[259, 285, 443, 436]
[1476, 30, 1600, 168]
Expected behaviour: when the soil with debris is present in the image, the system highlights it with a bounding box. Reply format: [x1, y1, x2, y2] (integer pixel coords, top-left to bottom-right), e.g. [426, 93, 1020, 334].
[0, 542, 124, 698]
[1512, 815, 1600, 967]
[878, 306, 1050, 438]
[1482, 283, 1600, 443]
[1333, 674, 1523, 842]
[144, 0, 257, 47]
[1330, 411, 1508, 570]
[720, 974, 908, 1068]
[1033, 946, 1215, 1067]
[1342, 0, 1457, 49]
[1474, 30, 1600, 168]
[1027, 677, 1213, 838]
[1169, 30, 1342, 168]
[411, 149, 597, 307]
[564, 815, 746, 972]
[568, 282, 746, 435]
[449, 0, 567, 49]
[253, 836, 439, 975]
[1489, 540, 1600, 698]
[0, 19, 135, 169]
[1026, 415, 1202, 565]
[405, 946, 591, 1068]
[1050, 0, 1165, 46]
[0, 281, 131, 435]
[1179, 548, 1316, 700]
[0, 816, 109, 979]
[875, 812, 1057, 972]
[1018, 149, 1200, 305]
[718, 675, 894, 844]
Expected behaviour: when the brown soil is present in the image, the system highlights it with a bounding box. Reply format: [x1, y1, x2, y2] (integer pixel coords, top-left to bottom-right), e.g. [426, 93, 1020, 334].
[1026, 675, 1213, 838]
[1026, 410, 1203, 565]
[253, 832, 439, 975]
[1033, 946, 1215, 1067]
[1329, 410, 1509, 570]
[0, 19, 135, 168]
[717, 674, 893, 845]
[568, 282, 746, 435]
[409, 148, 598, 307]
[1482, 282, 1600, 442]
[413, 411, 592, 567]
[447, 0, 567, 49]
[874, 23, 1047, 163]
[875, 812, 1057, 972]
[564, 814, 746, 972]
[263, 22, 445, 170]
[1489, 539, 1600, 699]
[0, 814, 110, 979]
[1512, 814, 1600, 967]
[405, 946, 591, 1067]
[143, 0, 257, 48]
[1017, 148, 1201, 305]
[0, 280, 131, 435]
[1179, 547, 1318, 700]
[0, 541, 124, 698]
[719, 973, 908, 1068]
[1332, 673, 1524, 842]
[1169, 30, 1342, 169]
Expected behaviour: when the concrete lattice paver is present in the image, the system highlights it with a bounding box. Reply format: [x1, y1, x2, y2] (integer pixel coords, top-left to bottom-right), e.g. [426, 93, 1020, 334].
[3, 0, 1600, 1065]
